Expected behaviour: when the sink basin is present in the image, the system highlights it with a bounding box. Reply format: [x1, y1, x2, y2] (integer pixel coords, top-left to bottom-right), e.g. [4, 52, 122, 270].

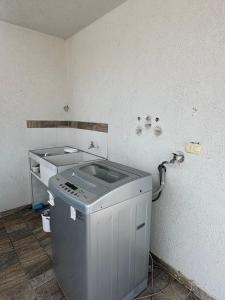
[44, 151, 99, 166]
[29, 147, 103, 187]
[79, 163, 128, 183]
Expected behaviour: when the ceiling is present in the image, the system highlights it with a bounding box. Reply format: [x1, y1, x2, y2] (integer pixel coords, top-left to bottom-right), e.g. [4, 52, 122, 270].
[0, 0, 127, 39]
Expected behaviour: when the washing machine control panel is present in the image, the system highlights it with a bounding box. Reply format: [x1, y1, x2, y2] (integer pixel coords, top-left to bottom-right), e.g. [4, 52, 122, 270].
[64, 182, 78, 191]
[58, 181, 94, 204]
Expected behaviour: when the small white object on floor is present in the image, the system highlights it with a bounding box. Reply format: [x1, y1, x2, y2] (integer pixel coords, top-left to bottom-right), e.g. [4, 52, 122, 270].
[41, 209, 51, 232]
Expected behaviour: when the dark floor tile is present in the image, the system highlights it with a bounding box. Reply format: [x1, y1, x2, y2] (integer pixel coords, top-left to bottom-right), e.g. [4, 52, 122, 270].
[23, 211, 42, 222]
[189, 294, 201, 300]
[34, 228, 51, 252]
[9, 227, 32, 242]
[0, 205, 32, 218]
[0, 213, 22, 223]
[16, 205, 33, 216]
[33, 227, 52, 250]
[0, 281, 36, 300]
[14, 236, 42, 258]
[21, 251, 53, 279]
[0, 251, 19, 271]
[0, 225, 8, 241]
[13, 235, 39, 248]
[150, 267, 171, 293]
[39, 235, 51, 248]
[30, 268, 55, 289]
[163, 279, 193, 300]
[0, 238, 13, 255]
[136, 287, 152, 299]
[151, 294, 172, 299]
[12, 231, 52, 280]
[35, 278, 64, 300]
[43, 244, 53, 260]
[0, 263, 26, 292]
[0, 223, 5, 229]
[26, 218, 42, 231]
[21, 210, 35, 220]
[4, 219, 28, 233]
[18, 246, 46, 267]
[149, 277, 193, 300]
[33, 227, 50, 241]
[136, 267, 171, 299]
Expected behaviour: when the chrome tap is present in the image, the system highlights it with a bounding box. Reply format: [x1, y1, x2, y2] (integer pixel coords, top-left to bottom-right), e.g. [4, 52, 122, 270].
[88, 141, 95, 149]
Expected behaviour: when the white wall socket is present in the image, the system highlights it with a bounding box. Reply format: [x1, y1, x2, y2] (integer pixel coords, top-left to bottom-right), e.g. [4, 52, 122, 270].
[185, 143, 202, 155]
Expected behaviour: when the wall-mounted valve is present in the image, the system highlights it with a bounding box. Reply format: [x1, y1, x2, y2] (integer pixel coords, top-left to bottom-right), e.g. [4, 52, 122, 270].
[152, 151, 185, 202]
[145, 115, 151, 129]
[136, 126, 143, 136]
[88, 141, 95, 149]
[169, 151, 185, 164]
[88, 141, 99, 150]
[63, 105, 69, 112]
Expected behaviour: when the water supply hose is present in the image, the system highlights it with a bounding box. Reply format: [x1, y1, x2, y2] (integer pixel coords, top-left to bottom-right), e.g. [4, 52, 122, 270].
[152, 152, 185, 202]
[152, 162, 167, 202]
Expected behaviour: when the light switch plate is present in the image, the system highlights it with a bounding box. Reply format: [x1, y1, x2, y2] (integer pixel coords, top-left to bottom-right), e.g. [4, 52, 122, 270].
[185, 143, 202, 155]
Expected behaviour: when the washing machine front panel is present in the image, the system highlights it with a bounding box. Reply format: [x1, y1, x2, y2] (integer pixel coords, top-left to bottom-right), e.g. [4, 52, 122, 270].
[50, 196, 88, 300]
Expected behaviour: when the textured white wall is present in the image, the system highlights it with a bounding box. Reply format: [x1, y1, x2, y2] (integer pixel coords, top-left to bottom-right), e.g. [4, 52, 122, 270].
[57, 128, 108, 158]
[0, 21, 68, 211]
[65, 0, 225, 299]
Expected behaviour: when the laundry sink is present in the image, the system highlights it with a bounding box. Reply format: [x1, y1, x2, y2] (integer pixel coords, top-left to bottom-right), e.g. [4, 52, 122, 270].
[29, 147, 102, 187]
[79, 163, 127, 183]
[31, 147, 79, 158]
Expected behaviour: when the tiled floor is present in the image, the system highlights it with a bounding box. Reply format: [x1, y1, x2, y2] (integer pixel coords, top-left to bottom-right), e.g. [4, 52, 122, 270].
[0, 206, 63, 300]
[0, 207, 199, 300]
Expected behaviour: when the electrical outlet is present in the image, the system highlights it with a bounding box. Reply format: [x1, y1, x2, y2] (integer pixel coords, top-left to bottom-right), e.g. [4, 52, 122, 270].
[185, 143, 202, 155]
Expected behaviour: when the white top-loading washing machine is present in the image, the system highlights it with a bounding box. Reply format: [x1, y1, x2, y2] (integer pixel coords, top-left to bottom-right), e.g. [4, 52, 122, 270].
[49, 159, 152, 300]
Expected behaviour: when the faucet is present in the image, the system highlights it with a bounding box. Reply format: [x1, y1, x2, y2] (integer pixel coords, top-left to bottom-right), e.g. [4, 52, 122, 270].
[88, 141, 95, 149]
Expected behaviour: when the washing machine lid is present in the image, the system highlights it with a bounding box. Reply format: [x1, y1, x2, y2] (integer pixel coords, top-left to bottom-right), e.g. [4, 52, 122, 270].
[49, 160, 152, 214]
[76, 160, 141, 188]
[79, 163, 128, 183]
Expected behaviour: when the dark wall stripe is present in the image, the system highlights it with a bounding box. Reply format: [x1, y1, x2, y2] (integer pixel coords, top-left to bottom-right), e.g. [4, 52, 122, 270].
[27, 120, 108, 133]
[26, 120, 69, 128]
[69, 121, 108, 133]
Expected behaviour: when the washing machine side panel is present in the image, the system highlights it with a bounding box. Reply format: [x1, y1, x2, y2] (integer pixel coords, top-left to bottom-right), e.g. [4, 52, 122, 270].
[134, 192, 151, 287]
[87, 209, 116, 300]
[87, 191, 151, 300]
